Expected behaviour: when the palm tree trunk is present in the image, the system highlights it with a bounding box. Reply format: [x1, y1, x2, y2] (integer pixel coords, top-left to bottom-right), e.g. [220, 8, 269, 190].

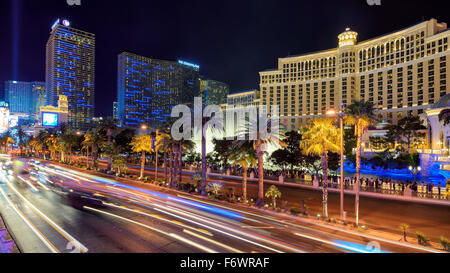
[355, 124, 362, 227]
[169, 149, 174, 188]
[164, 151, 167, 184]
[322, 143, 329, 218]
[155, 148, 159, 181]
[201, 129, 207, 196]
[178, 142, 182, 188]
[243, 166, 248, 202]
[256, 139, 264, 207]
[174, 147, 179, 189]
[139, 151, 145, 180]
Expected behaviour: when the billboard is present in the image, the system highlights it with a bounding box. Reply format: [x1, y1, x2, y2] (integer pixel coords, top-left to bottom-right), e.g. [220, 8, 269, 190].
[0, 106, 9, 133]
[42, 112, 59, 127]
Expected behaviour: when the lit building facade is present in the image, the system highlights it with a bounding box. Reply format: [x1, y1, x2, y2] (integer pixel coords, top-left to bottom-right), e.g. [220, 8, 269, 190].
[5, 81, 46, 115]
[260, 19, 450, 130]
[117, 52, 200, 129]
[200, 78, 229, 105]
[46, 19, 95, 130]
[113, 101, 119, 120]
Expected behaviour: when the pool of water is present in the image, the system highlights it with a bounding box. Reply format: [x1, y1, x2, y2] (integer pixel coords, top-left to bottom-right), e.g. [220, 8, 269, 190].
[342, 168, 447, 186]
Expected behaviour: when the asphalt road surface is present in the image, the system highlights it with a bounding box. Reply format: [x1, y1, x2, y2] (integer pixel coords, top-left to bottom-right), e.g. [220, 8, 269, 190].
[0, 158, 444, 253]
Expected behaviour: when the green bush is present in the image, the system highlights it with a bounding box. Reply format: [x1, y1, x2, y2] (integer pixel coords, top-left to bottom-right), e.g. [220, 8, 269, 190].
[290, 207, 301, 216]
[416, 232, 430, 246]
[440, 236, 449, 251]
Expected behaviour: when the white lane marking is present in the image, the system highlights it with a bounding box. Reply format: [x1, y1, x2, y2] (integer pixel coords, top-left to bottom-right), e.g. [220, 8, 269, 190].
[6, 182, 88, 253]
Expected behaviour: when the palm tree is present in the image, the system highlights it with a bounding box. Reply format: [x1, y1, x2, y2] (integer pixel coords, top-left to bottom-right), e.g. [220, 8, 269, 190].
[112, 155, 126, 176]
[265, 185, 282, 208]
[131, 134, 154, 180]
[235, 117, 286, 207]
[300, 117, 341, 218]
[345, 100, 376, 226]
[156, 132, 172, 185]
[98, 118, 119, 171]
[229, 142, 257, 203]
[17, 127, 27, 156]
[82, 129, 104, 168]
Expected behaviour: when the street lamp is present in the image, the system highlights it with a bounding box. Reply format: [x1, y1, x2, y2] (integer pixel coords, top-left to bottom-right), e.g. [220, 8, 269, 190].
[409, 165, 421, 183]
[326, 103, 345, 221]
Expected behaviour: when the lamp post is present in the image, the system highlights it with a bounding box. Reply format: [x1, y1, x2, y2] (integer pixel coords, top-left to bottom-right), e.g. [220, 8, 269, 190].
[326, 103, 345, 221]
[408, 165, 421, 183]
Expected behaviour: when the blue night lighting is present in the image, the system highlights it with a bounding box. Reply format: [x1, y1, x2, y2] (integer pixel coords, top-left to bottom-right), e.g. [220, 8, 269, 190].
[178, 60, 200, 70]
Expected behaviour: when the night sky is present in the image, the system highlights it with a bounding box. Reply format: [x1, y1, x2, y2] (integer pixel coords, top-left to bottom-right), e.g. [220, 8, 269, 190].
[0, 0, 449, 116]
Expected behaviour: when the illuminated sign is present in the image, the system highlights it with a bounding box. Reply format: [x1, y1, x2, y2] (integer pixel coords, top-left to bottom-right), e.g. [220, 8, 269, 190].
[62, 20, 71, 27]
[0, 101, 9, 108]
[178, 60, 200, 70]
[51, 19, 60, 30]
[42, 113, 59, 127]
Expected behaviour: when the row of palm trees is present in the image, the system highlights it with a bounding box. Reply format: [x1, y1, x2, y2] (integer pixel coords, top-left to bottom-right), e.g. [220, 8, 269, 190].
[22, 100, 376, 223]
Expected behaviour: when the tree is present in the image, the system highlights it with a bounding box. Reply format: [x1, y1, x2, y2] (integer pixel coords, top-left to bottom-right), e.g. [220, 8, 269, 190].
[82, 131, 103, 168]
[112, 155, 126, 176]
[235, 118, 286, 207]
[269, 131, 303, 176]
[439, 108, 450, 126]
[386, 116, 426, 154]
[17, 127, 27, 156]
[229, 141, 257, 202]
[300, 117, 341, 218]
[212, 139, 234, 168]
[131, 134, 154, 180]
[206, 182, 224, 196]
[265, 185, 281, 208]
[98, 118, 119, 171]
[344, 100, 376, 226]
[399, 223, 409, 242]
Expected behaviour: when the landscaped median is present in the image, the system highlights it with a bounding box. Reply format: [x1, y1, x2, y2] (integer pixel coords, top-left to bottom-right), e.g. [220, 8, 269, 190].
[44, 159, 449, 253]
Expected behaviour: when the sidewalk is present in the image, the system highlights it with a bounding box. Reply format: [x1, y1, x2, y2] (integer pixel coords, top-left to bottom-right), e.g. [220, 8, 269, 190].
[128, 163, 450, 207]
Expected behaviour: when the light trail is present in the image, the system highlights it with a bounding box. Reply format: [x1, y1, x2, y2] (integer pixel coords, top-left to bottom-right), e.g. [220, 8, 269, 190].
[17, 176, 39, 192]
[6, 182, 88, 253]
[102, 202, 214, 237]
[294, 233, 369, 253]
[0, 187, 59, 253]
[182, 229, 243, 253]
[29, 176, 50, 191]
[83, 206, 216, 253]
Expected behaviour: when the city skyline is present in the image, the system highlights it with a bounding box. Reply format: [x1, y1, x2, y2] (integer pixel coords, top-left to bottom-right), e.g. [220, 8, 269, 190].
[1, 0, 449, 117]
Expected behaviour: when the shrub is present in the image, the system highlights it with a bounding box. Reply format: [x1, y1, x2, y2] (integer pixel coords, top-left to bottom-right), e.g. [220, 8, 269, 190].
[416, 232, 430, 246]
[290, 207, 301, 216]
[440, 236, 449, 251]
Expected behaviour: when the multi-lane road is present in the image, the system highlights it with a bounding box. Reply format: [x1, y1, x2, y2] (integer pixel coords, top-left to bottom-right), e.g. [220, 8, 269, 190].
[0, 158, 442, 253]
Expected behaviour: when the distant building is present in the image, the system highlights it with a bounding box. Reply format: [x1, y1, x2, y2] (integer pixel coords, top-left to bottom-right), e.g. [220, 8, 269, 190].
[34, 95, 69, 136]
[113, 101, 119, 120]
[4, 81, 45, 115]
[200, 78, 229, 105]
[226, 90, 260, 107]
[46, 19, 95, 130]
[0, 101, 10, 134]
[117, 52, 200, 129]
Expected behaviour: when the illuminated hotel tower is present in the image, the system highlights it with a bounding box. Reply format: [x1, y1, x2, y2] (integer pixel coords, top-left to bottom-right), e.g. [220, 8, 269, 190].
[260, 18, 450, 130]
[46, 19, 95, 130]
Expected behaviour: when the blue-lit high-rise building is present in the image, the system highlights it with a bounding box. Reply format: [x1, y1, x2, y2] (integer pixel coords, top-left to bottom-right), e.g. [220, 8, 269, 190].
[200, 78, 229, 105]
[117, 52, 200, 129]
[46, 19, 95, 130]
[5, 81, 46, 115]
